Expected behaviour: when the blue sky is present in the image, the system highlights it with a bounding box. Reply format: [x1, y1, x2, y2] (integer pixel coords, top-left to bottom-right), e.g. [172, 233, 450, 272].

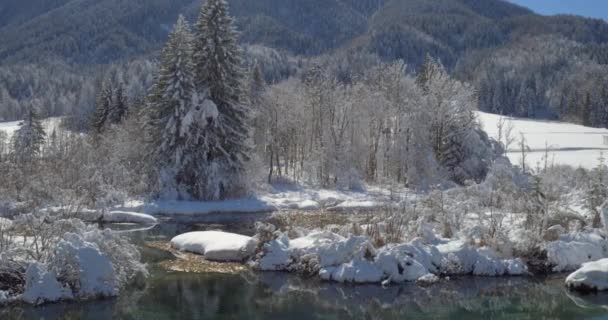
[508, 0, 608, 21]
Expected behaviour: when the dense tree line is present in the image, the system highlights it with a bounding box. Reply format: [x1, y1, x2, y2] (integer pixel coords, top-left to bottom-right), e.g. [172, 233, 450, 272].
[1, 0, 608, 128]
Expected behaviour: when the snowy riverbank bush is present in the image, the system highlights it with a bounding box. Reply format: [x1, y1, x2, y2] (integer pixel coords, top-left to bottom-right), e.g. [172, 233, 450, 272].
[249, 224, 527, 284]
[0, 213, 146, 305]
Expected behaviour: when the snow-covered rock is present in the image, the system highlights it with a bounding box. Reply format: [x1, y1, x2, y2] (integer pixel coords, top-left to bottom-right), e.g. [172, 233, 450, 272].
[438, 240, 526, 276]
[258, 231, 374, 272]
[566, 259, 608, 292]
[21, 263, 73, 305]
[320, 258, 383, 283]
[171, 231, 257, 261]
[545, 235, 606, 272]
[376, 240, 442, 283]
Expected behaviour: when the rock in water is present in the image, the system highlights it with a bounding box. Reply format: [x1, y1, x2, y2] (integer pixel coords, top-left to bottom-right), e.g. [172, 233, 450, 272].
[566, 258, 608, 292]
[171, 231, 257, 262]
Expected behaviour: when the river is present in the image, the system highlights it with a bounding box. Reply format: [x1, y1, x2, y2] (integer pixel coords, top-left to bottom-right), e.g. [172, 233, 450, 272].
[5, 220, 608, 320]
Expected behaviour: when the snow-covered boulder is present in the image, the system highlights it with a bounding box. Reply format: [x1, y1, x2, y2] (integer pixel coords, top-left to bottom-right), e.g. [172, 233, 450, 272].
[258, 231, 374, 272]
[437, 240, 526, 276]
[545, 237, 606, 272]
[21, 263, 73, 305]
[566, 259, 608, 292]
[375, 240, 442, 283]
[171, 231, 257, 262]
[320, 258, 383, 283]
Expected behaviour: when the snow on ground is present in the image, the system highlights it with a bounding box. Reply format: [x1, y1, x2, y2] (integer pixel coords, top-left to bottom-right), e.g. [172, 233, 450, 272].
[70, 208, 157, 224]
[142, 198, 275, 216]
[0, 117, 62, 140]
[171, 231, 257, 261]
[101, 211, 158, 224]
[21, 263, 73, 305]
[566, 258, 608, 292]
[119, 185, 411, 216]
[544, 230, 608, 272]
[18, 232, 119, 305]
[257, 230, 526, 284]
[477, 111, 608, 169]
[0, 217, 12, 228]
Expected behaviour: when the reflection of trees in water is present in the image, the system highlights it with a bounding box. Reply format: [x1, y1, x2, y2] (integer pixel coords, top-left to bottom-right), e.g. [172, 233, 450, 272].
[6, 271, 608, 319]
[254, 274, 608, 319]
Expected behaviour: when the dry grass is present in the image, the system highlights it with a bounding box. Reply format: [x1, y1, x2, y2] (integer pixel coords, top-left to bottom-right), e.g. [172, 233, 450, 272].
[269, 210, 350, 230]
[145, 241, 249, 274]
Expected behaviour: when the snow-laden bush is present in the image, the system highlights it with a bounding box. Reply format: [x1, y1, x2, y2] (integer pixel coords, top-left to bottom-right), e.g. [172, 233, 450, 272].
[0, 213, 146, 305]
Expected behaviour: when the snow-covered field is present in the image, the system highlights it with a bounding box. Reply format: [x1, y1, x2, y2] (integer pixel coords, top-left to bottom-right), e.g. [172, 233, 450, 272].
[477, 112, 608, 169]
[0, 117, 62, 140]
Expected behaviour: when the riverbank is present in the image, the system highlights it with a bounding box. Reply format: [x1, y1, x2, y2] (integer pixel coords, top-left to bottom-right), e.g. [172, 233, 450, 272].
[4, 220, 608, 320]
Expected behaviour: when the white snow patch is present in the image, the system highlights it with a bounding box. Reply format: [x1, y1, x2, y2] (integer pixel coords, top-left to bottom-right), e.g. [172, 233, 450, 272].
[545, 239, 606, 272]
[566, 258, 608, 291]
[21, 263, 73, 305]
[320, 258, 384, 283]
[0, 117, 61, 141]
[55, 233, 118, 299]
[102, 211, 157, 224]
[171, 231, 257, 261]
[257, 231, 526, 284]
[478, 111, 608, 169]
[0, 217, 12, 228]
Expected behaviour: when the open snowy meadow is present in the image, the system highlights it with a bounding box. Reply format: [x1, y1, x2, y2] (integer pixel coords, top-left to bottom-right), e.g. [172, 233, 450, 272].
[478, 111, 608, 169]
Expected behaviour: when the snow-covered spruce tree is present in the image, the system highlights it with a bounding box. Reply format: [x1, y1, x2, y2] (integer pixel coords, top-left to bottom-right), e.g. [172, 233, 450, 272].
[193, 0, 251, 199]
[91, 79, 113, 133]
[149, 15, 221, 200]
[11, 103, 46, 164]
[108, 83, 129, 125]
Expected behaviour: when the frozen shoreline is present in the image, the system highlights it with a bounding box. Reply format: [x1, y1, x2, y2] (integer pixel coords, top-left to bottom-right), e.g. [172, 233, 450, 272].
[114, 185, 414, 217]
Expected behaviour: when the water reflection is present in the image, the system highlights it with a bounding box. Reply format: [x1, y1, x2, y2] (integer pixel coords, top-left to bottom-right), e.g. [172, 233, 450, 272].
[7, 269, 608, 320]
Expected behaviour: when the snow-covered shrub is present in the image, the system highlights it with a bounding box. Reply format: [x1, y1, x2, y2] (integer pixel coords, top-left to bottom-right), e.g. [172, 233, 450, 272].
[0, 214, 146, 305]
[48, 230, 146, 299]
[21, 263, 73, 305]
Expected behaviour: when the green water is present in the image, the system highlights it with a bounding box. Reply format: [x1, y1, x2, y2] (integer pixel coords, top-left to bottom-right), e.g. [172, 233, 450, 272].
[4, 222, 608, 320]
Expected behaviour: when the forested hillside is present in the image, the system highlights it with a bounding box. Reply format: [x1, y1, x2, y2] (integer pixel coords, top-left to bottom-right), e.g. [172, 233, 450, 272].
[1, 0, 607, 126]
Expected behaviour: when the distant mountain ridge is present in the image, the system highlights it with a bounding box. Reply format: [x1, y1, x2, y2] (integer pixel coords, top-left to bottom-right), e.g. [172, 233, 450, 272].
[1, 0, 605, 67]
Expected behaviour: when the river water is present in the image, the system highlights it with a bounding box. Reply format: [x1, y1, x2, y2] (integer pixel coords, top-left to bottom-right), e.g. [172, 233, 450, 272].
[5, 221, 608, 320]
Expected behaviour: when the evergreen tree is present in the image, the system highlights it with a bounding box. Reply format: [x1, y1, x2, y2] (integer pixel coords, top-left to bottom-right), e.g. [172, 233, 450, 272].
[248, 64, 265, 107]
[416, 54, 443, 92]
[91, 80, 113, 133]
[148, 15, 225, 200]
[12, 103, 46, 163]
[108, 84, 129, 125]
[193, 0, 251, 199]
[149, 15, 204, 200]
